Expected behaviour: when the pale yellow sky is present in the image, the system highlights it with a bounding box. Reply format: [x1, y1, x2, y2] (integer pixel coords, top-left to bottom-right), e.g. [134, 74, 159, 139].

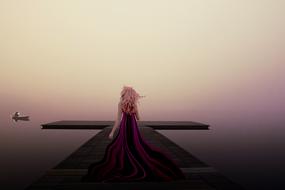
[1, 0, 285, 121]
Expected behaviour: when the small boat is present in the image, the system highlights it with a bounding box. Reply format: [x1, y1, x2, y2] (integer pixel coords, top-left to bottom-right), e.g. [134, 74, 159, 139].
[12, 112, 30, 122]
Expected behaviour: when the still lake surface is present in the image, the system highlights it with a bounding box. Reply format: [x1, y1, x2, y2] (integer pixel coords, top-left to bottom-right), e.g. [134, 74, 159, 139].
[1, 112, 284, 190]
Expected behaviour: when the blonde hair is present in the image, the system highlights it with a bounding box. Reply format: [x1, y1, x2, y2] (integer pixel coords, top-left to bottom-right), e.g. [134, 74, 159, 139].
[120, 86, 144, 114]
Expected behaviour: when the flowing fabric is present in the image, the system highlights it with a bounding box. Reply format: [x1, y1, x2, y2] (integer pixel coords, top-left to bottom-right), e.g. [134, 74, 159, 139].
[81, 112, 186, 183]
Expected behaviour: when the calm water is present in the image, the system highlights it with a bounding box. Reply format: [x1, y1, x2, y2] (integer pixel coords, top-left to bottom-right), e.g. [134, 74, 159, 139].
[1, 112, 284, 190]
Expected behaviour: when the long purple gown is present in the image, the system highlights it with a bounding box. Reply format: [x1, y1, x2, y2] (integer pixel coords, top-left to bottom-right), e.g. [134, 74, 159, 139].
[81, 112, 186, 183]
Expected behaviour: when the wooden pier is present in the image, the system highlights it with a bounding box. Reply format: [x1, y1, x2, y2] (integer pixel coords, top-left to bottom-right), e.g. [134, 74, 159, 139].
[26, 121, 244, 189]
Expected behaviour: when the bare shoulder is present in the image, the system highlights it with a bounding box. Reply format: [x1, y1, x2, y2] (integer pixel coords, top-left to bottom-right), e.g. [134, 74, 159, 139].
[135, 107, 140, 120]
[118, 101, 122, 111]
[117, 101, 123, 117]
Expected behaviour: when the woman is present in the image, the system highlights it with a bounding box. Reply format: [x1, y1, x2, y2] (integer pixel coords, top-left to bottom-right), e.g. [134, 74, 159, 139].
[81, 86, 186, 183]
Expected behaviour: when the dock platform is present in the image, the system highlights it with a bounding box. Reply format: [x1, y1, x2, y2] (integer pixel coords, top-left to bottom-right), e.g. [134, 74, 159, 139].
[41, 120, 210, 130]
[26, 121, 244, 189]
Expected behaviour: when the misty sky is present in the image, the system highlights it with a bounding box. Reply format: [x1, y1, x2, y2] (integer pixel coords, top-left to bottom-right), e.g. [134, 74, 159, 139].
[1, 0, 284, 122]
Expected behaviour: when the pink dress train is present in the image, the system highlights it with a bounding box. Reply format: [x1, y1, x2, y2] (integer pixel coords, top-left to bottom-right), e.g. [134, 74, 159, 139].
[81, 112, 186, 183]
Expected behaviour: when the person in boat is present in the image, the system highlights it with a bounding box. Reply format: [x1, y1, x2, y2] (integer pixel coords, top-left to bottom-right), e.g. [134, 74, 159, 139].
[12, 112, 30, 122]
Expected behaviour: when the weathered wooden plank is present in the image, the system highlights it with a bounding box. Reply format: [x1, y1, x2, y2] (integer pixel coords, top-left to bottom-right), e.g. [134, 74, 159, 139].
[43, 167, 218, 176]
